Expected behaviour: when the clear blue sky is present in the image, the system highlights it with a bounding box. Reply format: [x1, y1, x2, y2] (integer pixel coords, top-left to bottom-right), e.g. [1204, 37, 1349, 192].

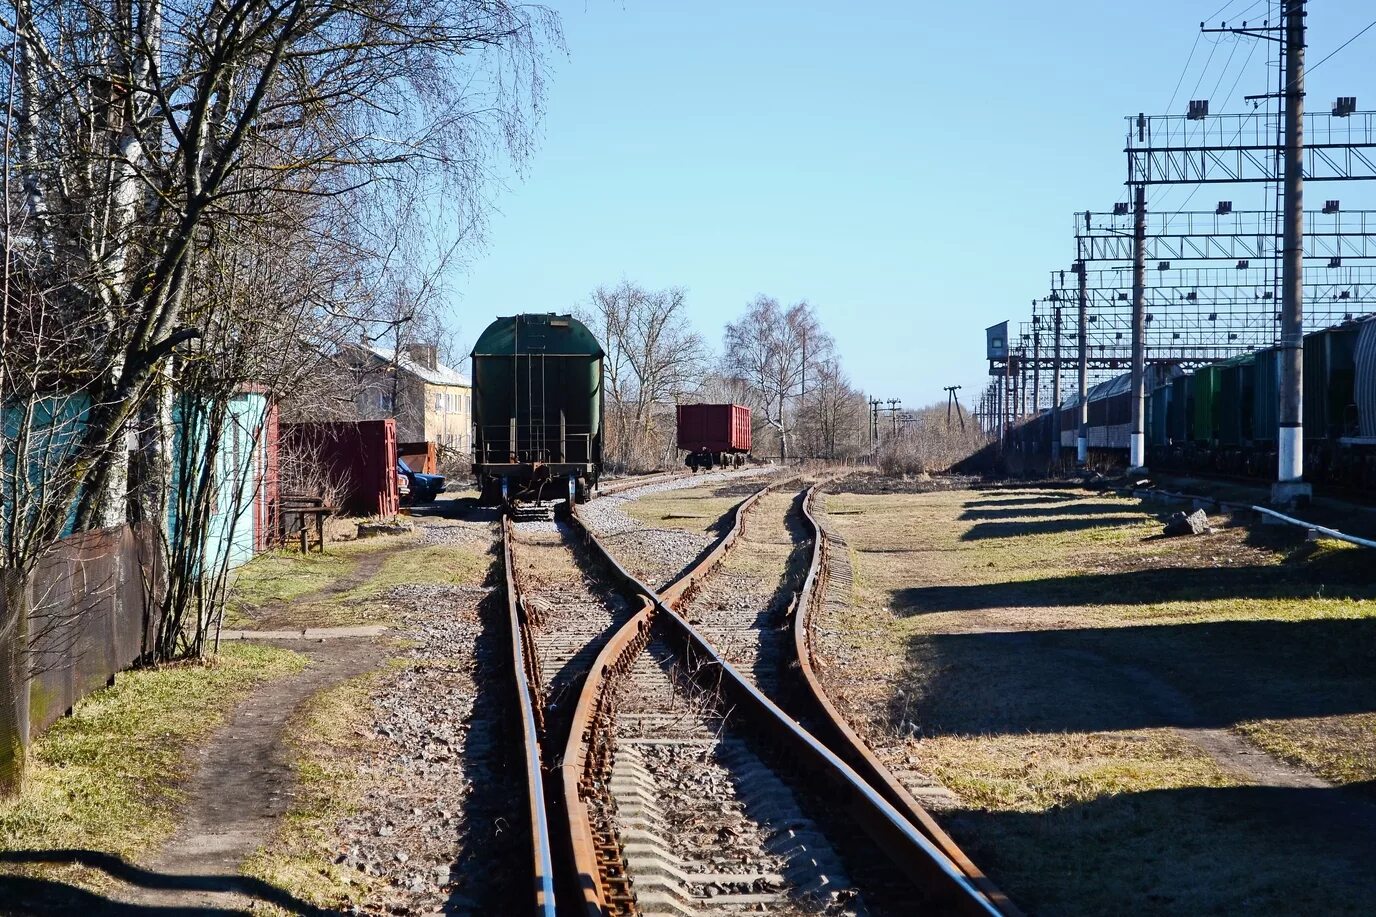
[451, 0, 1376, 409]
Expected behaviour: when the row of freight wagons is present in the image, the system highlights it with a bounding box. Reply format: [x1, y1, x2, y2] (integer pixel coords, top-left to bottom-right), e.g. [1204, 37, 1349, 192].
[1049, 315, 1376, 450]
[1149, 316, 1375, 448]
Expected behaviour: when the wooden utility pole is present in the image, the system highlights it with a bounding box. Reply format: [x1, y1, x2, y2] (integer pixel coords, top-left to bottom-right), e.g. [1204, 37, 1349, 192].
[945, 385, 965, 431]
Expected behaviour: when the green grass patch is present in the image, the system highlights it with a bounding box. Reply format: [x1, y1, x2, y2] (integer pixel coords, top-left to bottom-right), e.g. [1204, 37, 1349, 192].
[0, 643, 305, 883]
[920, 730, 1238, 813]
[228, 550, 359, 610]
[817, 485, 1376, 912]
[1238, 714, 1376, 789]
[340, 544, 487, 601]
[226, 530, 491, 630]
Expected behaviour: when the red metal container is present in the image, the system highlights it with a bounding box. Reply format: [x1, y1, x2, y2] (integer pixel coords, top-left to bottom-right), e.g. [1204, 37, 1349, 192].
[676, 404, 752, 454]
[282, 420, 399, 517]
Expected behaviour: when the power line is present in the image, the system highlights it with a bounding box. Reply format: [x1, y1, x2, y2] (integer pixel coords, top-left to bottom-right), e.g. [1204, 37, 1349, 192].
[1165, 32, 1202, 114]
[1307, 17, 1376, 76]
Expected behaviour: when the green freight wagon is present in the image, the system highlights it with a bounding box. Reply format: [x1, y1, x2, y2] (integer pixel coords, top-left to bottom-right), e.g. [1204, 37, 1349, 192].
[1217, 355, 1255, 445]
[1251, 347, 1280, 443]
[470, 313, 604, 504]
[1192, 364, 1222, 443]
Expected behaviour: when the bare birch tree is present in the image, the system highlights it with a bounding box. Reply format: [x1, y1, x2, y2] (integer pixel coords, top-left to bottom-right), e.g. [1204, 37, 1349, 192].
[581, 281, 705, 470]
[0, 0, 561, 795]
[721, 296, 833, 461]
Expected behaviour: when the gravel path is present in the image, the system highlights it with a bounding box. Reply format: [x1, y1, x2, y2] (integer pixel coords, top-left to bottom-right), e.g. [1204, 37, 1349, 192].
[507, 522, 637, 758]
[328, 577, 526, 914]
[679, 488, 810, 695]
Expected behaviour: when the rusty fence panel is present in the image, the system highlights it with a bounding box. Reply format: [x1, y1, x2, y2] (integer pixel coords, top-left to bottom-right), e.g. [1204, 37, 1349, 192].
[0, 524, 163, 785]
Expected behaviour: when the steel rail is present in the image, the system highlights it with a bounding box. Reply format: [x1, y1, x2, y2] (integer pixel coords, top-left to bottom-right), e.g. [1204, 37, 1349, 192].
[795, 486, 1021, 915]
[1123, 484, 1376, 550]
[558, 482, 775, 916]
[499, 516, 559, 916]
[561, 488, 1003, 916]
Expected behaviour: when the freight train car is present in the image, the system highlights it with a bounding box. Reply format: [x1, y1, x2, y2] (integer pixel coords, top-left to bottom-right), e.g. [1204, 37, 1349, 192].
[470, 313, 604, 504]
[677, 403, 751, 470]
[1023, 314, 1376, 489]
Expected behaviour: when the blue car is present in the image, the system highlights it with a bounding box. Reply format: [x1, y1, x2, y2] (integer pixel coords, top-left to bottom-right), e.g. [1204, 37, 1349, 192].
[397, 459, 446, 503]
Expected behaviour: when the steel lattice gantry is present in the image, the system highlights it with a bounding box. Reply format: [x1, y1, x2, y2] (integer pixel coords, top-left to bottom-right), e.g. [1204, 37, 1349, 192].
[1124, 112, 1376, 184]
[1075, 208, 1376, 263]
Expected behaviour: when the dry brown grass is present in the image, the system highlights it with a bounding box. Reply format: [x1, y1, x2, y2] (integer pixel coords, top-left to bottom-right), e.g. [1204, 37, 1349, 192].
[624, 483, 743, 538]
[874, 405, 991, 475]
[814, 484, 1376, 914]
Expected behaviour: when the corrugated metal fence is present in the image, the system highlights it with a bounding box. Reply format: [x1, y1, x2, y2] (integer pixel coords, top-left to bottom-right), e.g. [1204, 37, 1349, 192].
[1, 524, 162, 789]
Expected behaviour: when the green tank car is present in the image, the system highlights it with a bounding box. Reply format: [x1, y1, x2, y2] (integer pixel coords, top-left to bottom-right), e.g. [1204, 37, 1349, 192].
[470, 313, 604, 504]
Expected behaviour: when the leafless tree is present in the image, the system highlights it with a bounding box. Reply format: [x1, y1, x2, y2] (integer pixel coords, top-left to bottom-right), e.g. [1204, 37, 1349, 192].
[796, 360, 867, 459]
[580, 281, 706, 471]
[721, 296, 833, 461]
[0, 0, 561, 794]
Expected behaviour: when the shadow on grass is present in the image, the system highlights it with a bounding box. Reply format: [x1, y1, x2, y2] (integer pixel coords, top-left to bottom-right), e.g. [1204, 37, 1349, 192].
[0, 849, 338, 915]
[958, 501, 1134, 521]
[896, 555, 1373, 612]
[960, 515, 1147, 541]
[893, 616, 1376, 738]
[946, 781, 1376, 916]
[961, 493, 1081, 509]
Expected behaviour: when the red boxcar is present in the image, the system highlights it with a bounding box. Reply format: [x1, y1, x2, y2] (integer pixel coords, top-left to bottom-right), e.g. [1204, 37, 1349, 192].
[677, 404, 751, 470]
[282, 420, 399, 517]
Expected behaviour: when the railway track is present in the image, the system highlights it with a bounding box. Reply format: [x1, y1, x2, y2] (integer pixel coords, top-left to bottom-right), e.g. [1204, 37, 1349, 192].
[498, 474, 1012, 914]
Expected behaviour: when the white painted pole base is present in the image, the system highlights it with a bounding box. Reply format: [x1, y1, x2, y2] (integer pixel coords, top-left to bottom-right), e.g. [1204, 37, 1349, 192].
[1077, 437, 1088, 464]
[1277, 426, 1303, 482]
[1128, 432, 1147, 475]
[1272, 425, 1311, 507]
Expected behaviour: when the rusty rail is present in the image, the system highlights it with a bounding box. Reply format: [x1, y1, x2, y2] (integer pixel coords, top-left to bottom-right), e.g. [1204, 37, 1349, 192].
[594, 470, 686, 497]
[795, 486, 1021, 914]
[562, 488, 1004, 915]
[559, 600, 654, 917]
[499, 516, 558, 916]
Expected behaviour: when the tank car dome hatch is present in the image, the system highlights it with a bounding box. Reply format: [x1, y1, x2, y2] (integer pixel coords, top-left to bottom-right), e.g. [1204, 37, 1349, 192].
[471, 312, 605, 358]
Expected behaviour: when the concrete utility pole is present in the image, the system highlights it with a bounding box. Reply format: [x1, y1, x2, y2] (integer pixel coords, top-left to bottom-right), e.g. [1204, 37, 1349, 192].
[995, 374, 1003, 444]
[1007, 363, 1018, 437]
[1276, 0, 1309, 504]
[1075, 257, 1089, 464]
[1018, 351, 1028, 417]
[1129, 178, 1148, 473]
[1052, 302, 1063, 460]
[1032, 312, 1041, 414]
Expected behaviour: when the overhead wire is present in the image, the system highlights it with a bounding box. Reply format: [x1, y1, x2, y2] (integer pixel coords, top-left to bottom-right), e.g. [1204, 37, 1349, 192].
[1306, 17, 1376, 78]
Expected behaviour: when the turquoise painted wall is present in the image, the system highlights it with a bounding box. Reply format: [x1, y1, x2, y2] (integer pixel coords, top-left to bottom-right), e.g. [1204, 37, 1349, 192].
[171, 392, 269, 573]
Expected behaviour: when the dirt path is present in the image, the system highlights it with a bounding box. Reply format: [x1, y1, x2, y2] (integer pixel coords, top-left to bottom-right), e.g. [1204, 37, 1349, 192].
[106, 637, 383, 913]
